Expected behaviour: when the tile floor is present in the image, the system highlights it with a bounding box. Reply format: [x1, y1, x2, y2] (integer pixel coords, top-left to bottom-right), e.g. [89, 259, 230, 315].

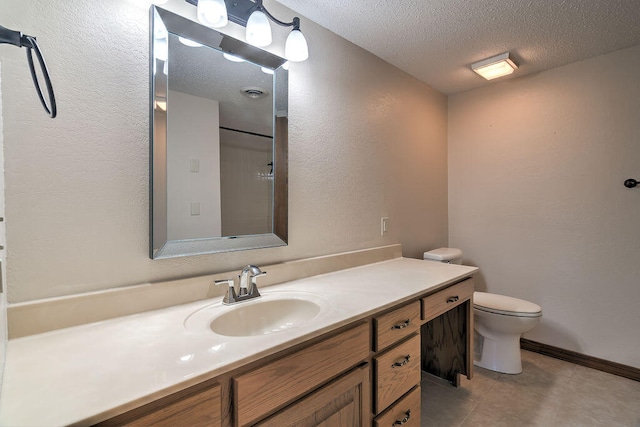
[420, 350, 640, 426]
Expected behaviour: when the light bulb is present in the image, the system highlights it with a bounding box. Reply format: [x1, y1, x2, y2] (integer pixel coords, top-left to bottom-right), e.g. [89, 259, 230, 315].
[154, 37, 168, 61]
[285, 29, 308, 62]
[197, 0, 228, 28]
[261, 67, 274, 75]
[223, 53, 245, 62]
[153, 24, 167, 41]
[246, 10, 272, 47]
[178, 37, 203, 48]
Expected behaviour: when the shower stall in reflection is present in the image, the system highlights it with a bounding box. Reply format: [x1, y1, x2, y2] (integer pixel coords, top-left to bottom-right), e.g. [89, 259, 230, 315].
[219, 127, 273, 237]
[164, 92, 274, 240]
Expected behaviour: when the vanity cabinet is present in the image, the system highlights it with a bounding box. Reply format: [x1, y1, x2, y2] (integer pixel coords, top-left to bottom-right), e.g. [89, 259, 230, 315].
[95, 277, 475, 427]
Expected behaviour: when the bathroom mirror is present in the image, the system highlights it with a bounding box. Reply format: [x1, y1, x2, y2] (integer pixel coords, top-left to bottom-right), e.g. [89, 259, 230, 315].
[150, 6, 288, 259]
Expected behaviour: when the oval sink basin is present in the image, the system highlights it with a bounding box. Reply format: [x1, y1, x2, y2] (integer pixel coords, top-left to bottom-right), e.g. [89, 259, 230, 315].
[211, 298, 321, 337]
[184, 291, 333, 337]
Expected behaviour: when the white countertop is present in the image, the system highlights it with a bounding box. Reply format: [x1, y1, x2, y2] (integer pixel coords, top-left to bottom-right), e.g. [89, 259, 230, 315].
[0, 258, 477, 426]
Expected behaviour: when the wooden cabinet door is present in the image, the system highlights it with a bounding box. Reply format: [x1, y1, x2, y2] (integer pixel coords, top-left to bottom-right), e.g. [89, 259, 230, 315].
[255, 364, 370, 427]
[234, 323, 370, 426]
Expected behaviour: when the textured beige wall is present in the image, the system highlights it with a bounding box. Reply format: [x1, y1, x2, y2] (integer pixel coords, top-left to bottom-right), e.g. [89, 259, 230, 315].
[0, 0, 448, 302]
[449, 45, 640, 368]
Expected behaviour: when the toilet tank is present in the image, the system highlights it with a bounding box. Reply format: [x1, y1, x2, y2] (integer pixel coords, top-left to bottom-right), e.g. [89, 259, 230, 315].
[423, 247, 463, 264]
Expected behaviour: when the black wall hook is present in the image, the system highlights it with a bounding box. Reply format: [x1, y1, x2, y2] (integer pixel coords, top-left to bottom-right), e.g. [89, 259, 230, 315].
[624, 179, 639, 189]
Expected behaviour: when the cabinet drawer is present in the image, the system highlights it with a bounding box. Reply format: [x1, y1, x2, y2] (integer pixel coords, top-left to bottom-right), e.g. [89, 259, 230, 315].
[96, 381, 221, 427]
[422, 278, 474, 322]
[373, 386, 421, 427]
[374, 334, 421, 413]
[374, 301, 421, 351]
[234, 322, 370, 426]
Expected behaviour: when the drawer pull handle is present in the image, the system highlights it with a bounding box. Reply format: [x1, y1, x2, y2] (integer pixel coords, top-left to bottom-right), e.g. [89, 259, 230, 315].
[392, 409, 411, 426]
[391, 319, 411, 330]
[447, 296, 459, 303]
[392, 355, 411, 368]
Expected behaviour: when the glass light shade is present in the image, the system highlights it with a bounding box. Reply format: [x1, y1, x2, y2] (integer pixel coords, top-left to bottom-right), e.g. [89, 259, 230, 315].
[260, 66, 274, 75]
[197, 0, 228, 28]
[246, 10, 272, 47]
[285, 29, 308, 62]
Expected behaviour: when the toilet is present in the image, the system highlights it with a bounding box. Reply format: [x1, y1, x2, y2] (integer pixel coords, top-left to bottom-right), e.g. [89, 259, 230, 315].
[423, 247, 542, 374]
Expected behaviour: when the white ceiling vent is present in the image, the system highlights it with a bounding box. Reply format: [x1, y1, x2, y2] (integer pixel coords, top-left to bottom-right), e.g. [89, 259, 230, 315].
[240, 86, 269, 99]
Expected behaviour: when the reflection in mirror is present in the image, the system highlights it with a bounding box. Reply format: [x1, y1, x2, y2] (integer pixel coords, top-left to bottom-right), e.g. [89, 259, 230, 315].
[150, 6, 288, 259]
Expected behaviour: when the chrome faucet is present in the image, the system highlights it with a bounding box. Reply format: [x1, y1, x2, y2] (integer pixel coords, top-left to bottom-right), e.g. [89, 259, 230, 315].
[214, 265, 266, 305]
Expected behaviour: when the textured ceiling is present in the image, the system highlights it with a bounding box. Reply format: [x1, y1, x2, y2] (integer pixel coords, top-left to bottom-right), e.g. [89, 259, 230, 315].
[276, 0, 640, 94]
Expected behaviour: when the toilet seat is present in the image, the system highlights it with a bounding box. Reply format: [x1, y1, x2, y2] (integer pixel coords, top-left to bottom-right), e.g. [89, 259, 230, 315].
[474, 292, 542, 318]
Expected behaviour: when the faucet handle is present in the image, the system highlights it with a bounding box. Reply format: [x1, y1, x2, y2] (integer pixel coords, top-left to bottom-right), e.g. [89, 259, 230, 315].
[249, 271, 266, 297]
[214, 278, 237, 304]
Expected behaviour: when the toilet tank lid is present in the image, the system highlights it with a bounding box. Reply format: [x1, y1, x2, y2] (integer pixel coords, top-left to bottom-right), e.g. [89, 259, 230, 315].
[423, 247, 463, 261]
[474, 292, 542, 315]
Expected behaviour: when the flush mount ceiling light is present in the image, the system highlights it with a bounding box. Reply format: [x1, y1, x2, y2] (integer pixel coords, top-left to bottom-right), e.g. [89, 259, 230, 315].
[471, 52, 518, 80]
[185, 0, 309, 62]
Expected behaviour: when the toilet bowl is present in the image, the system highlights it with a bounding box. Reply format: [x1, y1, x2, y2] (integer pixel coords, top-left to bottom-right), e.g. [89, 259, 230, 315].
[473, 292, 542, 374]
[423, 247, 543, 375]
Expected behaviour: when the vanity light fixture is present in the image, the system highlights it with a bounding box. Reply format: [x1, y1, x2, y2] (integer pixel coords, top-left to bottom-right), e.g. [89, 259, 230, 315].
[186, 0, 309, 62]
[471, 52, 518, 80]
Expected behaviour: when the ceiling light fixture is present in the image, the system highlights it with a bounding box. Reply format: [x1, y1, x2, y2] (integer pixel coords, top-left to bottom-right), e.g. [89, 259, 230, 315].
[186, 0, 309, 62]
[471, 52, 518, 80]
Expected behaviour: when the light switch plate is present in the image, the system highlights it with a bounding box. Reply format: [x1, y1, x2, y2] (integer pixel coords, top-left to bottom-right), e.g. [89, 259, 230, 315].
[190, 158, 200, 173]
[190, 202, 200, 216]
